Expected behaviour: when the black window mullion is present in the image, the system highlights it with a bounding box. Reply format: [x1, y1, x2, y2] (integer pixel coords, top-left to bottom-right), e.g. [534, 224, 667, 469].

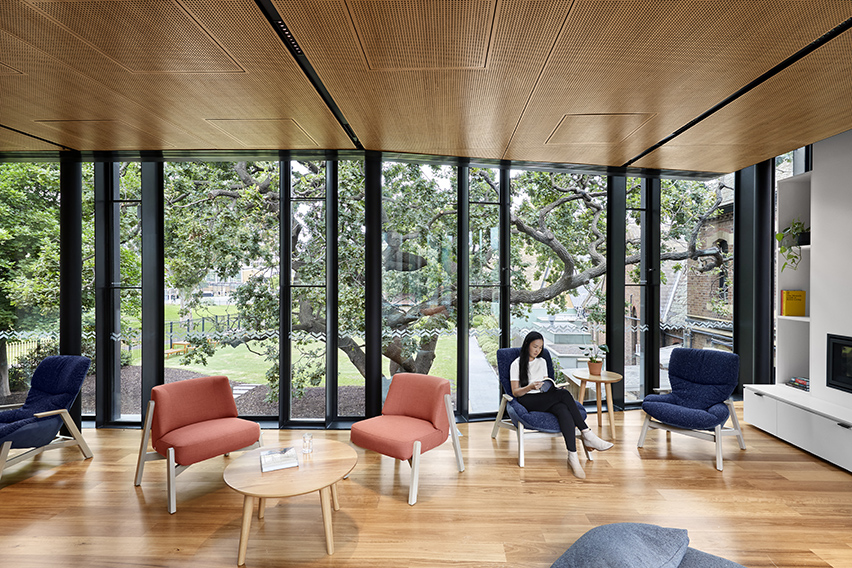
[606, 175, 627, 409]
[457, 162, 470, 421]
[93, 161, 122, 425]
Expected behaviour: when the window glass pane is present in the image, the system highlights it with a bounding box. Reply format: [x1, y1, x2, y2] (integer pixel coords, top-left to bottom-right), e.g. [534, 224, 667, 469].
[290, 286, 326, 420]
[510, 171, 608, 397]
[469, 286, 500, 413]
[119, 163, 142, 419]
[624, 284, 645, 399]
[659, 176, 735, 392]
[469, 203, 499, 285]
[337, 160, 366, 418]
[470, 166, 500, 203]
[164, 161, 280, 418]
[0, 163, 62, 408]
[382, 162, 457, 397]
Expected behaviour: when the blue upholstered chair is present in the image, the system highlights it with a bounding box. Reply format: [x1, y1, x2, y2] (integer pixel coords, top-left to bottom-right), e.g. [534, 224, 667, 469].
[637, 348, 745, 471]
[491, 347, 589, 467]
[0, 355, 93, 483]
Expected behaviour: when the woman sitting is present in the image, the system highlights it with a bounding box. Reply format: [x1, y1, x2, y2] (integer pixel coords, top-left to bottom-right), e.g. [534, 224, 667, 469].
[511, 331, 613, 478]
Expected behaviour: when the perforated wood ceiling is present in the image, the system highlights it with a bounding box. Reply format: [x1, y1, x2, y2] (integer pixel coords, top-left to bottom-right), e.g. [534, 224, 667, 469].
[3, 0, 852, 175]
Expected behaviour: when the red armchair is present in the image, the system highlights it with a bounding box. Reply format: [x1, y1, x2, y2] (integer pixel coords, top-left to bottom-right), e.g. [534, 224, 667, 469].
[350, 373, 464, 505]
[134, 376, 261, 513]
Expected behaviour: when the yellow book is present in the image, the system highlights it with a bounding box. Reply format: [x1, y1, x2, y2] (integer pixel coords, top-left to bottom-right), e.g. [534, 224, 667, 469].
[781, 290, 806, 317]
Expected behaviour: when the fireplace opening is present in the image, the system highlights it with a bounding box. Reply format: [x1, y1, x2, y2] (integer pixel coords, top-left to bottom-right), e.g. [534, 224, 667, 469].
[826, 334, 852, 395]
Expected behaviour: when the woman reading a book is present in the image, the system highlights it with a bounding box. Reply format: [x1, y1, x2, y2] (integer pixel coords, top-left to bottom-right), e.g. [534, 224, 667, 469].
[510, 331, 613, 479]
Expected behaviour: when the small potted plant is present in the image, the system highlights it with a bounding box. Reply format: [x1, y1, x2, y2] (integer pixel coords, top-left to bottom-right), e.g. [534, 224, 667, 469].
[776, 218, 810, 272]
[580, 343, 609, 376]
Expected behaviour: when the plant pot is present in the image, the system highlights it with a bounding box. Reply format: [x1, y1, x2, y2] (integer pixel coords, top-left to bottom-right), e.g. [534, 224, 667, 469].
[797, 232, 811, 246]
[587, 361, 603, 376]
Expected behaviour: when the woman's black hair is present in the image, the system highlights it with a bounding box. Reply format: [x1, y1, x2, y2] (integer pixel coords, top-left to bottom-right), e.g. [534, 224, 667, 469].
[518, 331, 544, 387]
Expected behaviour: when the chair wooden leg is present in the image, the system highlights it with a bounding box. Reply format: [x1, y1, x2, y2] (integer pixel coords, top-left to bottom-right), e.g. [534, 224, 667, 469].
[637, 413, 651, 447]
[726, 399, 747, 450]
[57, 409, 93, 459]
[715, 424, 724, 471]
[491, 398, 508, 438]
[408, 441, 421, 506]
[517, 423, 525, 468]
[0, 440, 11, 482]
[135, 400, 155, 486]
[445, 394, 465, 472]
[167, 447, 177, 514]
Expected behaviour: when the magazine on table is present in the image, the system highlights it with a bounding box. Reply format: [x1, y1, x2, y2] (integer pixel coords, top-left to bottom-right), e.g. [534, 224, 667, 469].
[260, 446, 299, 472]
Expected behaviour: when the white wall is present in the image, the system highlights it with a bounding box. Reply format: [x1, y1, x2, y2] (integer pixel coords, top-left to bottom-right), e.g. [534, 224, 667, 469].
[810, 128, 852, 405]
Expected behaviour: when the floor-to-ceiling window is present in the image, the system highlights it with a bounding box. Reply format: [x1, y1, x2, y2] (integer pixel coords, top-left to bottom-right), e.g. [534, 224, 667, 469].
[336, 160, 366, 419]
[161, 161, 280, 419]
[468, 167, 501, 414]
[0, 163, 63, 408]
[381, 162, 457, 401]
[509, 171, 609, 405]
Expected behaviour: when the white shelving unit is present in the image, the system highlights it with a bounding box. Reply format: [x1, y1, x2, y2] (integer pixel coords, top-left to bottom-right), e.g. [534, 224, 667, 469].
[774, 171, 810, 388]
[744, 151, 852, 473]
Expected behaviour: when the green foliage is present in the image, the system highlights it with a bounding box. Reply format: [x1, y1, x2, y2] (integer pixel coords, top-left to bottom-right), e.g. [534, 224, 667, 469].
[776, 218, 810, 272]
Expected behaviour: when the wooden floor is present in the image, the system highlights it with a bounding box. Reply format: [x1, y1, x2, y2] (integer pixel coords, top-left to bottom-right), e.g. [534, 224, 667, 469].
[2, 405, 852, 568]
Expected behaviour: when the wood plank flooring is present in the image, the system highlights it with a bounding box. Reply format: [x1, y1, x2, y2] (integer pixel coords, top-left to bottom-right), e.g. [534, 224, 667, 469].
[2, 404, 852, 568]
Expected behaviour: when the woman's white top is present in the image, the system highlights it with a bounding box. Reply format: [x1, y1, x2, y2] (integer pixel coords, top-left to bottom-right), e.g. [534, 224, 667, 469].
[509, 356, 549, 395]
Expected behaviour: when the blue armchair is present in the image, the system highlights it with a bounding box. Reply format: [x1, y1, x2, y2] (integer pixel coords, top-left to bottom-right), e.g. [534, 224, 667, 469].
[0, 355, 93, 483]
[637, 348, 745, 471]
[491, 347, 589, 466]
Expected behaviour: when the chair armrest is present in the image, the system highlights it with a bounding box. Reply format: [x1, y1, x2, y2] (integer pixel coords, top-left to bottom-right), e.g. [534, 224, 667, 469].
[0, 402, 24, 410]
[34, 409, 66, 418]
[502, 393, 514, 402]
[653, 387, 672, 394]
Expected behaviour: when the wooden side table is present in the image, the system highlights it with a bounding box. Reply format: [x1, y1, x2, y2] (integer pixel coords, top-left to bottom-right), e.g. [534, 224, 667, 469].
[223, 439, 358, 565]
[566, 369, 624, 439]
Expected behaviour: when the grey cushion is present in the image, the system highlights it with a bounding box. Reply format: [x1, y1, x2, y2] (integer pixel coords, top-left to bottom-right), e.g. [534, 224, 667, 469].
[678, 547, 747, 568]
[551, 523, 689, 568]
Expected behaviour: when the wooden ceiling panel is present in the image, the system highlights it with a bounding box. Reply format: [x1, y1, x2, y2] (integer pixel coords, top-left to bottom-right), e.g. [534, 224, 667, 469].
[28, 0, 244, 73]
[345, 0, 496, 70]
[505, 0, 852, 167]
[0, 0, 354, 152]
[632, 30, 852, 173]
[0, 126, 63, 151]
[274, 0, 574, 158]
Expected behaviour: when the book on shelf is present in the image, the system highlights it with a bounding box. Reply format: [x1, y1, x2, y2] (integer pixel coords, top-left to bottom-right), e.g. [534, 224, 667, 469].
[260, 446, 298, 472]
[780, 290, 806, 317]
[785, 376, 810, 391]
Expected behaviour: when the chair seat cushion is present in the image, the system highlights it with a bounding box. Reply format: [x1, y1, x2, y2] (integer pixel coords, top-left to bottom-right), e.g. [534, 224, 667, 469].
[351, 414, 447, 461]
[642, 398, 729, 430]
[0, 415, 63, 449]
[551, 523, 689, 568]
[508, 399, 588, 432]
[153, 417, 260, 466]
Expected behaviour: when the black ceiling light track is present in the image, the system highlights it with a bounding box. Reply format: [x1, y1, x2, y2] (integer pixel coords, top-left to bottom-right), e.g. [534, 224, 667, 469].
[254, 0, 363, 150]
[623, 15, 852, 168]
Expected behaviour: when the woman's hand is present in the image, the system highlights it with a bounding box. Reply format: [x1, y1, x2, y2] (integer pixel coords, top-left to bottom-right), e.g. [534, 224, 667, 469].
[531, 381, 543, 391]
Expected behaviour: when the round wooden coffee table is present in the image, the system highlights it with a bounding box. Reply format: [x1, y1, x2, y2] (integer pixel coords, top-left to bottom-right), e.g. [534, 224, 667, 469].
[223, 438, 358, 565]
[567, 369, 624, 439]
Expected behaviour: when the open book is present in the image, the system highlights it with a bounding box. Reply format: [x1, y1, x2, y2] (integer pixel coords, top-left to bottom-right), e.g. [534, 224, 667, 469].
[260, 447, 299, 472]
[540, 378, 569, 392]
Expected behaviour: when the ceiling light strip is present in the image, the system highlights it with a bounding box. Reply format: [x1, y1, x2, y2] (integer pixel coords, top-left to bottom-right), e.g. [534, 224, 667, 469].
[623, 15, 852, 168]
[0, 123, 72, 151]
[254, 0, 363, 150]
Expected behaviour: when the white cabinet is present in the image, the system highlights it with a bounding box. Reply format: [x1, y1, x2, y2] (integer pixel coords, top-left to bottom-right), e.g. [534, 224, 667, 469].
[744, 385, 852, 473]
[743, 388, 776, 432]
